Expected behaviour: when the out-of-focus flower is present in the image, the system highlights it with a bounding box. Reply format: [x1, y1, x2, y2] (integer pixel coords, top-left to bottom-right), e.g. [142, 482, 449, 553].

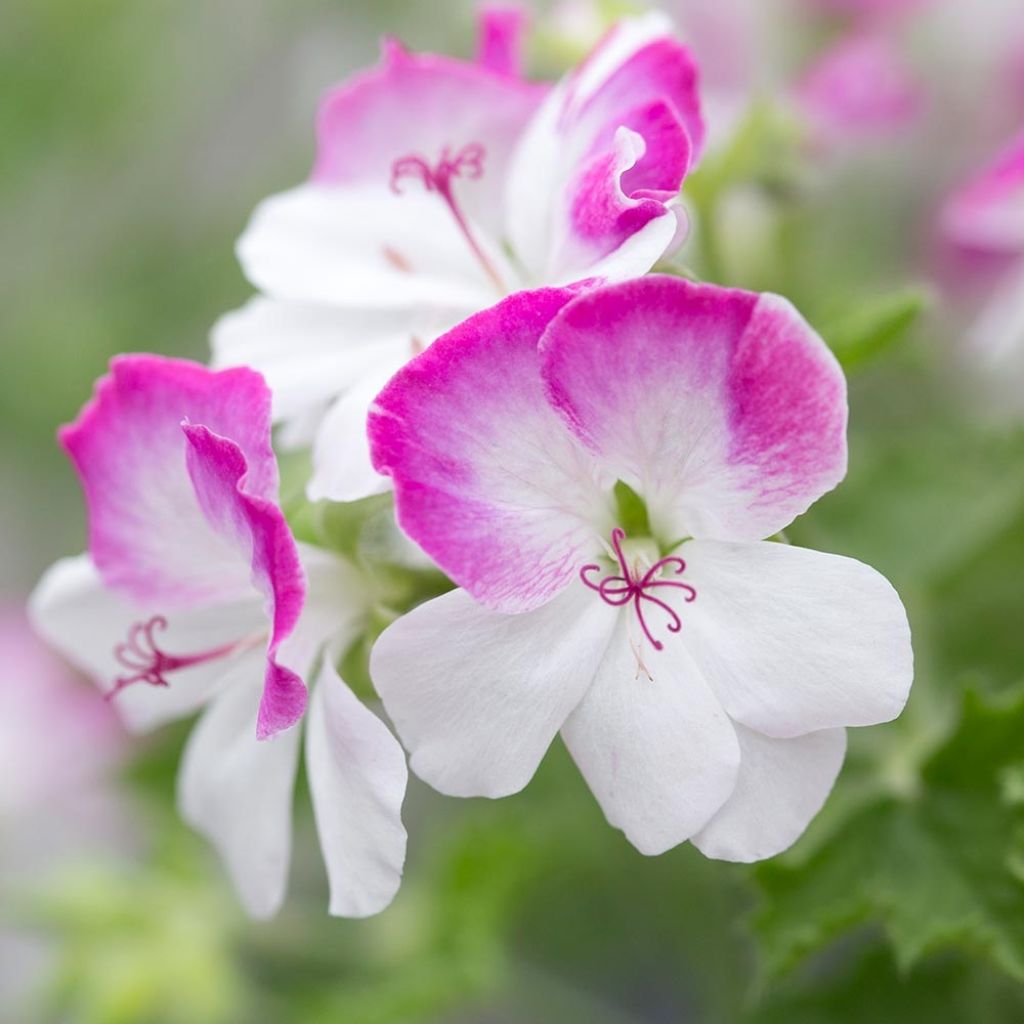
[213, 8, 705, 502]
[30, 357, 407, 918]
[0, 610, 130, 1015]
[368, 278, 913, 859]
[795, 32, 924, 145]
[940, 134, 1024, 412]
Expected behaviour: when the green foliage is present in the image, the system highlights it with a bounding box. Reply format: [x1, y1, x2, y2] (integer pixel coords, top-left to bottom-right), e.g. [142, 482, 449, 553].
[752, 687, 1024, 985]
[819, 287, 931, 370]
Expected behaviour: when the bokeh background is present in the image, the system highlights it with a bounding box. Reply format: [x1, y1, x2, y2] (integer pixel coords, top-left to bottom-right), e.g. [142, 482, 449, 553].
[4, 1, 1024, 1021]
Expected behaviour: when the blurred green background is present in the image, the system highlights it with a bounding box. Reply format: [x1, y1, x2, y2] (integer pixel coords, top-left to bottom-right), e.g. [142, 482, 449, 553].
[4, 1, 1024, 1022]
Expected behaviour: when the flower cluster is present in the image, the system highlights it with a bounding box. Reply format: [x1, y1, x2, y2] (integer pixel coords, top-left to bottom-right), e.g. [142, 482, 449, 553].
[29, 6, 912, 918]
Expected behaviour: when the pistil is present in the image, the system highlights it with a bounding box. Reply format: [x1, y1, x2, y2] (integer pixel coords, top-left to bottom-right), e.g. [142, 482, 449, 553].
[389, 142, 508, 294]
[580, 528, 697, 651]
[108, 616, 260, 698]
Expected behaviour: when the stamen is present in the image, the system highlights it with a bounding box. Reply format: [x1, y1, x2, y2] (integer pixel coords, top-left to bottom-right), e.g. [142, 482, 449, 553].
[107, 615, 251, 699]
[580, 528, 697, 652]
[389, 142, 507, 294]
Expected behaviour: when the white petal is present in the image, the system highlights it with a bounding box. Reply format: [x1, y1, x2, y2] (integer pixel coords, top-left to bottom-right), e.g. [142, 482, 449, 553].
[177, 663, 301, 919]
[28, 555, 264, 732]
[306, 659, 408, 917]
[681, 540, 913, 738]
[237, 184, 504, 311]
[561, 618, 740, 856]
[370, 584, 618, 798]
[692, 725, 847, 862]
[210, 297, 417, 425]
[308, 369, 399, 503]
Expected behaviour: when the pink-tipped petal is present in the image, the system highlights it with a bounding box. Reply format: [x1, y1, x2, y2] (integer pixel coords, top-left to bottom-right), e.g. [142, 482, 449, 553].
[369, 288, 608, 613]
[182, 424, 307, 738]
[506, 14, 703, 282]
[942, 132, 1024, 255]
[476, 4, 529, 77]
[312, 36, 545, 236]
[60, 355, 279, 608]
[540, 276, 848, 544]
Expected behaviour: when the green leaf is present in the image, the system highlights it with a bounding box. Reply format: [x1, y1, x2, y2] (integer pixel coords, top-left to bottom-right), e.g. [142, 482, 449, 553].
[752, 687, 1024, 984]
[819, 287, 930, 370]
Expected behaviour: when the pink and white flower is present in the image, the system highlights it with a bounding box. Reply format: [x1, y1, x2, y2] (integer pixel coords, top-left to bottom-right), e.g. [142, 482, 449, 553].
[940, 133, 1024, 412]
[29, 356, 407, 918]
[213, 8, 705, 502]
[367, 277, 913, 859]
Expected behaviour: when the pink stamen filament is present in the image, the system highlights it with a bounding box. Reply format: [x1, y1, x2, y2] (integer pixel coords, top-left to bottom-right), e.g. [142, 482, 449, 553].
[108, 615, 257, 699]
[389, 142, 507, 294]
[580, 528, 697, 652]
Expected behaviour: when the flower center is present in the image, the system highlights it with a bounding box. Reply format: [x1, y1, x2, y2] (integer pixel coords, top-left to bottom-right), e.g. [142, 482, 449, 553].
[389, 142, 507, 294]
[108, 615, 256, 700]
[580, 528, 697, 652]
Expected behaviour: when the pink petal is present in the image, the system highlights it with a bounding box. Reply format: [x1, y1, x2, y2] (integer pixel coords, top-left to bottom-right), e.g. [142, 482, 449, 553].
[506, 14, 703, 282]
[183, 424, 307, 739]
[368, 288, 607, 613]
[312, 35, 546, 237]
[540, 276, 848, 543]
[475, 3, 529, 78]
[942, 131, 1024, 255]
[60, 355, 279, 607]
[795, 32, 924, 143]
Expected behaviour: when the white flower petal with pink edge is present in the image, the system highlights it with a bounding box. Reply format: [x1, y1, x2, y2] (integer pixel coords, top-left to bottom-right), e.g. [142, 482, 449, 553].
[370, 288, 611, 613]
[218, 12, 707, 501]
[680, 540, 912, 738]
[692, 725, 847, 862]
[58, 355, 307, 739]
[541, 276, 848, 545]
[370, 276, 912, 860]
[371, 584, 617, 798]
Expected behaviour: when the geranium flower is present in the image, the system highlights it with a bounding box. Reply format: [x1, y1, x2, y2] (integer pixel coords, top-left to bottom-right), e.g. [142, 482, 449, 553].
[366, 277, 913, 859]
[941, 133, 1024, 412]
[29, 356, 406, 918]
[212, 7, 705, 502]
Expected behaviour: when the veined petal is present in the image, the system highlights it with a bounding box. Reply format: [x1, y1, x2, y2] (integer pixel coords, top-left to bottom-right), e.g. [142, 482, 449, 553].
[237, 184, 506, 312]
[370, 584, 618, 798]
[177, 665, 301, 920]
[692, 726, 847, 862]
[306, 659, 407, 917]
[210, 297, 419, 426]
[312, 35, 546, 237]
[28, 554, 264, 733]
[60, 355, 279, 607]
[561, 616, 740, 856]
[505, 14, 702, 282]
[680, 540, 913, 738]
[540, 276, 848, 543]
[369, 289, 610, 613]
[182, 424, 307, 739]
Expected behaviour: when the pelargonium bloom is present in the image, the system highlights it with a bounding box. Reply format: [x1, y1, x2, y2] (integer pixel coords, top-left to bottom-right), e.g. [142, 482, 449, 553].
[367, 277, 913, 859]
[213, 8, 705, 501]
[29, 356, 407, 917]
[940, 133, 1024, 408]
